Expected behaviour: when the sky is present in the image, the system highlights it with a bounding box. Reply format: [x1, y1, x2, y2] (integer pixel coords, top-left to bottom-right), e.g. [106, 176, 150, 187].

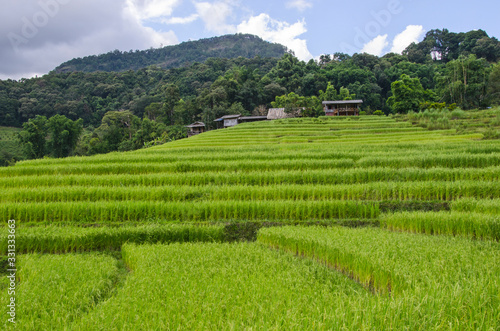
[1, 0, 499, 80]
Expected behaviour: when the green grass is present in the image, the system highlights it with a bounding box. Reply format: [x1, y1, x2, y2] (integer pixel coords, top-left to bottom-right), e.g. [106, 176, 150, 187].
[0, 200, 379, 224]
[76, 242, 373, 330]
[0, 224, 225, 254]
[452, 198, 500, 214]
[257, 226, 500, 329]
[3, 181, 500, 203]
[381, 211, 500, 240]
[1, 253, 119, 330]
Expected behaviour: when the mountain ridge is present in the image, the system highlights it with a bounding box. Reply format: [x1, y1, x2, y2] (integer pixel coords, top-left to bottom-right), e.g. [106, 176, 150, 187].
[54, 34, 289, 74]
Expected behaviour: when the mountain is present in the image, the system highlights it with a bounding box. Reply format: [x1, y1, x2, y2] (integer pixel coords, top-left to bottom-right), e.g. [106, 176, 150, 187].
[54, 34, 289, 73]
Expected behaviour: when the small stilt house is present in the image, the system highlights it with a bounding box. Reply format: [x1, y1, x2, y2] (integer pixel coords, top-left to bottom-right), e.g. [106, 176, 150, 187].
[186, 122, 206, 137]
[323, 100, 363, 116]
[214, 115, 241, 129]
[214, 114, 268, 129]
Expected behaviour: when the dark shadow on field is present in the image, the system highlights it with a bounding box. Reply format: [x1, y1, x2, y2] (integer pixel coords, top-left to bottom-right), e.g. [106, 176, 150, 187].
[223, 220, 377, 242]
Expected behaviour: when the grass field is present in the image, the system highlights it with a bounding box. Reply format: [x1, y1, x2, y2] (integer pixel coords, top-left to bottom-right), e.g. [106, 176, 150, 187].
[1, 111, 499, 329]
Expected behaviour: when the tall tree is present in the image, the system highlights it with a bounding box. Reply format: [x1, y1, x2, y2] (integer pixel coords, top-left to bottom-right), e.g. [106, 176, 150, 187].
[46, 115, 83, 158]
[472, 37, 500, 63]
[18, 115, 48, 159]
[162, 84, 181, 125]
[144, 102, 162, 121]
[95, 110, 140, 151]
[339, 87, 356, 100]
[0, 97, 20, 126]
[267, 53, 306, 93]
[437, 55, 490, 109]
[487, 62, 500, 105]
[387, 74, 426, 113]
[319, 83, 338, 101]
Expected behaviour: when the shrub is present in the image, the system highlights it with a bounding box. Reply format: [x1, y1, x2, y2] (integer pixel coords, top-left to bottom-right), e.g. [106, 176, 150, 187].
[483, 127, 500, 140]
[450, 108, 466, 119]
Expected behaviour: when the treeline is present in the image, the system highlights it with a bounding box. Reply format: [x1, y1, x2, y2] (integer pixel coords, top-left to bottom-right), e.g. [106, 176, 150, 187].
[1, 29, 500, 162]
[0, 55, 281, 128]
[18, 112, 184, 159]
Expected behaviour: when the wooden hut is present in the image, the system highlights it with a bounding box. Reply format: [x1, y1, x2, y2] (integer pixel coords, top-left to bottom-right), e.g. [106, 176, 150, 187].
[214, 114, 268, 129]
[214, 115, 241, 129]
[322, 100, 363, 116]
[186, 122, 206, 137]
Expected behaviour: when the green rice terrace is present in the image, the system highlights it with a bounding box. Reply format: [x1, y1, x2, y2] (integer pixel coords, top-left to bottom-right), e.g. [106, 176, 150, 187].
[1, 112, 500, 329]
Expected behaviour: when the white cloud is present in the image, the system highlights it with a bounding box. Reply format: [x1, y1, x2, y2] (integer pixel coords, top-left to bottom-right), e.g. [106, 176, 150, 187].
[195, 1, 236, 34]
[237, 13, 313, 61]
[390, 25, 425, 54]
[127, 0, 200, 25]
[125, 0, 182, 20]
[359, 26, 425, 57]
[163, 14, 200, 25]
[286, 0, 313, 11]
[0, 0, 178, 80]
[360, 34, 389, 56]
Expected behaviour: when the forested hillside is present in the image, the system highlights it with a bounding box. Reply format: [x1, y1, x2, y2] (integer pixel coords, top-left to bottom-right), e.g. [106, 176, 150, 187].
[1, 29, 499, 163]
[54, 34, 288, 73]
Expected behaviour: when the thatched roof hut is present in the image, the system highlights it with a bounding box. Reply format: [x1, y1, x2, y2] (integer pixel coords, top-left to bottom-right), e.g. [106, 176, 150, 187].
[186, 121, 206, 137]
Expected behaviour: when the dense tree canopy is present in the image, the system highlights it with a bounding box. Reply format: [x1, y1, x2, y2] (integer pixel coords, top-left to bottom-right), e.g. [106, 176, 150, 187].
[18, 115, 82, 159]
[387, 74, 431, 113]
[2, 29, 500, 161]
[46, 115, 83, 158]
[404, 29, 500, 63]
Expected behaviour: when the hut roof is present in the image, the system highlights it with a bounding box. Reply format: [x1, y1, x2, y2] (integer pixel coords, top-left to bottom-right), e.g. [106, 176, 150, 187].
[322, 100, 363, 105]
[186, 121, 205, 128]
[214, 114, 241, 122]
[222, 114, 241, 119]
[240, 116, 268, 121]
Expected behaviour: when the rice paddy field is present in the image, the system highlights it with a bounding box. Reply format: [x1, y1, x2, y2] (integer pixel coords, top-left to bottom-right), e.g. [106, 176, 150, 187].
[1, 113, 500, 329]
